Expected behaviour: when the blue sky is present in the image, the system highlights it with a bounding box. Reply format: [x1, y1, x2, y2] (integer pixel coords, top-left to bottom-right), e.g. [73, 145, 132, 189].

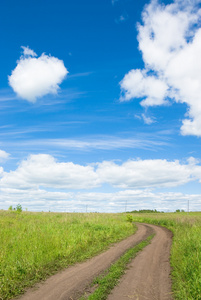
[1, 0, 201, 212]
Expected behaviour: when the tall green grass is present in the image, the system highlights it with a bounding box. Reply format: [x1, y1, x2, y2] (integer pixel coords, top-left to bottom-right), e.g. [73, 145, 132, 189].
[0, 211, 135, 300]
[130, 212, 201, 300]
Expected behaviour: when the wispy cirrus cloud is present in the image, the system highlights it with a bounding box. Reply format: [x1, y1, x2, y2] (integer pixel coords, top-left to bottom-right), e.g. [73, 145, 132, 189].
[68, 72, 93, 79]
[1, 134, 169, 152]
[0, 89, 17, 102]
[135, 113, 156, 125]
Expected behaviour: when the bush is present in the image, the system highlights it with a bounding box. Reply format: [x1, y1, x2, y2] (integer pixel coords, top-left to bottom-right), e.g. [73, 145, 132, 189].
[126, 214, 133, 223]
[16, 204, 22, 213]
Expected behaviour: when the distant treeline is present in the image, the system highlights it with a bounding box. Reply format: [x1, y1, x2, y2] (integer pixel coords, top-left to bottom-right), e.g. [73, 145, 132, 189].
[127, 209, 164, 213]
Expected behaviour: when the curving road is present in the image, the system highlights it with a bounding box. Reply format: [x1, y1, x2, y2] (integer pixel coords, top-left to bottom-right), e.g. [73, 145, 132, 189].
[16, 224, 172, 300]
[108, 224, 173, 300]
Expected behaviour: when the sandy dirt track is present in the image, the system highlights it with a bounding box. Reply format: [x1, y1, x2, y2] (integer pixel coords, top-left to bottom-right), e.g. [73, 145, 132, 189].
[16, 224, 172, 300]
[108, 224, 173, 300]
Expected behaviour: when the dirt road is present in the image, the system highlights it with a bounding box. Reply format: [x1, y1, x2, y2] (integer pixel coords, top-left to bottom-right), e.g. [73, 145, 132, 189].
[16, 224, 172, 300]
[108, 224, 173, 300]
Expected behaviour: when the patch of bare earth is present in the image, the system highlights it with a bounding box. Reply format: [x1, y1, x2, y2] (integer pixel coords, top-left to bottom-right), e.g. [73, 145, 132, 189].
[15, 224, 172, 300]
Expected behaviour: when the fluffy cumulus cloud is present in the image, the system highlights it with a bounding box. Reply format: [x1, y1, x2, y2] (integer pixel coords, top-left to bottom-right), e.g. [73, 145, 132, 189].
[9, 46, 68, 102]
[96, 159, 197, 188]
[120, 0, 201, 136]
[120, 69, 168, 106]
[1, 154, 201, 211]
[1, 154, 100, 189]
[1, 154, 201, 191]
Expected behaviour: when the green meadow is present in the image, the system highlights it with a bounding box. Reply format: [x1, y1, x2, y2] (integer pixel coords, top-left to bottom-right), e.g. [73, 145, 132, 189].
[130, 212, 201, 300]
[0, 210, 135, 300]
[1, 210, 201, 300]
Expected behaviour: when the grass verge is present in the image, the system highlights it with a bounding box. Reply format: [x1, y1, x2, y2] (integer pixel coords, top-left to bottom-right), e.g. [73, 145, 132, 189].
[0, 211, 136, 300]
[130, 212, 201, 300]
[80, 234, 154, 300]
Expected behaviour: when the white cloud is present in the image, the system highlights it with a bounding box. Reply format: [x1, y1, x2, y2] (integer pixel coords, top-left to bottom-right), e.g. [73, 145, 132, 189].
[120, 0, 201, 136]
[115, 13, 129, 23]
[1, 154, 201, 211]
[119, 15, 126, 22]
[21, 46, 37, 57]
[1, 154, 100, 190]
[120, 69, 168, 106]
[9, 46, 68, 102]
[141, 113, 155, 125]
[0, 150, 10, 162]
[134, 113, 155, 124]
[0, 187, 201, 212]
[96, 159, 197, 188]
[1, 154, 201, 191]
[0, 167, 3, 177]
[11, 134, 169, 151]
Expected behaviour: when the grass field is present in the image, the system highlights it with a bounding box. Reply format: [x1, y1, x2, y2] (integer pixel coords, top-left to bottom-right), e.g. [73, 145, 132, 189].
[130, 212, 201, 300]
[0, 210, 136, 300]
[1, 210, 201, 300]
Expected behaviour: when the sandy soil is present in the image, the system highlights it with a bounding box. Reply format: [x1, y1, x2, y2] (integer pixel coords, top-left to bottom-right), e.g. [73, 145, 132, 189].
[15, 223, 172, 300]
[16, 224, 153, 300]
[107, 224, 173, 300]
